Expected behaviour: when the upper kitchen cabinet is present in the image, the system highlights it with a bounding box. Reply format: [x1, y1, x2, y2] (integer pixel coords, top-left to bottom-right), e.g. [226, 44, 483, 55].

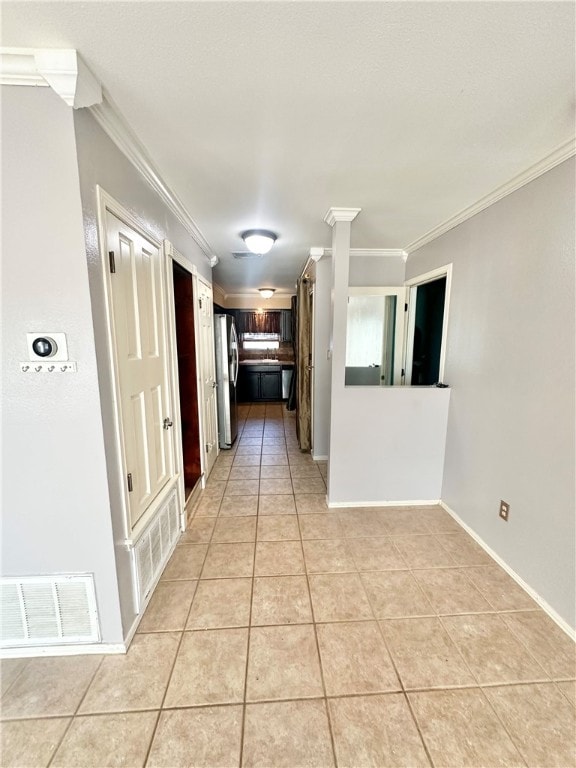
[280, 309, 293, 343]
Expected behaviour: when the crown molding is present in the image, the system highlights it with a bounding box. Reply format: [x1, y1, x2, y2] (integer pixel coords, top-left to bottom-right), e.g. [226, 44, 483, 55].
[309, 247, 325, 262]
[0, 47, 102, 108]
[90, 91, 217, 266]
[323, 207, 361, 226]
[405, 137, 576, 254]
[324, 248, 407, 259]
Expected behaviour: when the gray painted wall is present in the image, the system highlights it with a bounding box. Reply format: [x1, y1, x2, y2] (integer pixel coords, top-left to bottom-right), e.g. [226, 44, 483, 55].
[1, 87, 123, 643]
[406, 158, 576, 628]
[73, 108, 213, 636]
[349, 254, 405, 286]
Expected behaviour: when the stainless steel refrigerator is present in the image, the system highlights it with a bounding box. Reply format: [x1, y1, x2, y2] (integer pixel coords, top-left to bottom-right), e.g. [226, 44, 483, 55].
[214, 314, 239, 449]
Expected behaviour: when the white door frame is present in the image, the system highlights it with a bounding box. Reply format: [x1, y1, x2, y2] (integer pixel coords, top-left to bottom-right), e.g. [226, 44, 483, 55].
[404, 263, 453, 385]
[196, 275, 219, 481]
[96, 186, 179, 543]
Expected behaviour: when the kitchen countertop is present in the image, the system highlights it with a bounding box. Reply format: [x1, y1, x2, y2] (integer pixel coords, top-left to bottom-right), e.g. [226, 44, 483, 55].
[239, 359, 294, 366]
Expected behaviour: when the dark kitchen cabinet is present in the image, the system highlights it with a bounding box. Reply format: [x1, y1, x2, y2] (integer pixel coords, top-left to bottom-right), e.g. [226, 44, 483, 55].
[280, 310, 293, 342]
[238, 365, 282, 402]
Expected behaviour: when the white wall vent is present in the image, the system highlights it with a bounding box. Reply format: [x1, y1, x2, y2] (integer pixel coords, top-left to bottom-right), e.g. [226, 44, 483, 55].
[134, 489, 180, 610]
[0, 575, 100, 648]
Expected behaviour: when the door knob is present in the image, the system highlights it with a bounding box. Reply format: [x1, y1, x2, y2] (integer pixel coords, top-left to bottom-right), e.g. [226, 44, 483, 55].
[163, 418, 173, 429]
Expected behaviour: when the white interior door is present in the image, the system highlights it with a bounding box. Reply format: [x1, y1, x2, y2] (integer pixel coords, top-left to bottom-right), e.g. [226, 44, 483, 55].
[106, 211, 174, 529]
[196, 277, 218, 477]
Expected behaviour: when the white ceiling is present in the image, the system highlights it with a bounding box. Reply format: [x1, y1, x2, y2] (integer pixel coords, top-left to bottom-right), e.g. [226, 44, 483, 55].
[3, 1, 574, 296]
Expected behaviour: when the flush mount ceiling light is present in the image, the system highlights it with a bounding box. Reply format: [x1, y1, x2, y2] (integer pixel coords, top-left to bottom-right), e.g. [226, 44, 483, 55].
[258, 288, 276, 299]
[242, 229, 277, 255]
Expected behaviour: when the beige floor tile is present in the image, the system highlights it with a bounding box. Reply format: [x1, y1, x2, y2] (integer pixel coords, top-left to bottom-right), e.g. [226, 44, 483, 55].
[292, 477, 326, 494]
[412, 568, 492, 614]
[187, 578, 252, 629]
[464, 566, 538, 611]
[303, 539, 356, 573]
[556, 680, 576, 705]
[51, 711, 158, 768]
[299, 513, 343, 540]
[420, 506, 463, 533]
[212, 515, 257, 543]
[379, 509, 431, 535]
[257, 515, 300, 541]
[201, 543, 255, 578]
[259, 478, 293, 495]
[246, 625, 323, 700]
[316, 621, 399, 695]
[232, 455, 261, 468]
[254, 540, 305, 575]
[251, 576, 313, 625]
[295, 494, 329, 514]
[228, 465, 261, 481]
[262, 438, 285, 447]
[260, 453, 288, 466]
[347, 537, 408, 571]
[502, 611, 576, 679]
[261, 444, 288, 454]
[259, 464, 291, 479]
[442, 614, 549, 685]
[79, 632, 179, 714]
[258, 494, 296, 515]
[164, 628, 248, 707]
[193, 496, 222, 517]
[361, 570, 434, 618]
[240, 437, 263, 446]
[290, 464, 322, 478]
[328, 694, 430, 768]
[243, 700, 335, 768]
[309, 573, 373, 622]
[235, 445, 262, 456]
[382, 617, 476, 689]
[219, 495, 259, 516]
[437, 533, 494, 565]
[203, 480, 226, 498]
[337, 509, 389, 537]
[0, 655, 102, 719]
[161, 544, 207, 580]
[208, 464, 232, 480]
[226, 478, 260, 495]
[392, 535, 457, 568]
[0, 659, 27, 696]
[289, 454, 316, 466]
[409, 688, 524, 767]
[0, 716, 70, 768]
[179, 517, 215, 544]
[147, 705, 242, 768]
[485, 683, 576, 767]
[137, 580, 197, 632]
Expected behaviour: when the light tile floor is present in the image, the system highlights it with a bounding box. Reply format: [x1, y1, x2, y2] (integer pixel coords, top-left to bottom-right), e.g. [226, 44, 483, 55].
[2, 403, 575, 767]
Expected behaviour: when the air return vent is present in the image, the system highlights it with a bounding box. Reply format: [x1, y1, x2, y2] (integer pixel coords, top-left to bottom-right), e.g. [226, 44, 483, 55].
[232, 252, 262, 260]
[1, 575, 99, 648]
[134, 489, 180, 610]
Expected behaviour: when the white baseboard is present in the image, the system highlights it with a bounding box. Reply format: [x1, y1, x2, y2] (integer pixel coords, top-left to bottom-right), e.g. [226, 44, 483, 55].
[312, 454, 328, 461]
[1, 642, 127, 659]
[327, 499, 441, 508]
[440, 501, 576, 641]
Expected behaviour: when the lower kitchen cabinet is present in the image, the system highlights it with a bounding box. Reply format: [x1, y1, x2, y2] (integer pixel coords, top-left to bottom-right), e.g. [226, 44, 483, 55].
[238, 366, 282, 402]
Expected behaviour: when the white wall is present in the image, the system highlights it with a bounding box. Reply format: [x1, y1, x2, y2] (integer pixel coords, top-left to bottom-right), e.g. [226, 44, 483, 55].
[312, 257, 332, 459]
[1, 87, 123, 643]
[73, 108, 213, 636]
[406, 158, 575, 629]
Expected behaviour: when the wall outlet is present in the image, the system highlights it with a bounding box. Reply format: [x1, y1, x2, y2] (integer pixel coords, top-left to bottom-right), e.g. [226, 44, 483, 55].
[499, 500, 510, 521]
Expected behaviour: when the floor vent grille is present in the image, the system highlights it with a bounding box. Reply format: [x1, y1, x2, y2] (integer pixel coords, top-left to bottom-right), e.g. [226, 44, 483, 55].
[0, 575, 99, 648]
[134, 489, 180, 609]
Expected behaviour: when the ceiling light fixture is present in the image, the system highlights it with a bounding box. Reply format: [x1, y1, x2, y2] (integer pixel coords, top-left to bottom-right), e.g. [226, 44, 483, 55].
[258, 288, 276, 299]
[242, 229, 277, 255]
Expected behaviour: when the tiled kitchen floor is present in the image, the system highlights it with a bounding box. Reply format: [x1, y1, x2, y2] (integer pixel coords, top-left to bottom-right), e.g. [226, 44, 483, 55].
[2, 403, 575, 767]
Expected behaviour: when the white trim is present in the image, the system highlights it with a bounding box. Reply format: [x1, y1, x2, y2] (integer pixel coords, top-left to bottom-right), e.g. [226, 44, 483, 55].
[312, 453, 328, 461]
[0, 47, 102, 108]
[90, 92, 217, 267]
[1, 642, 127, 658]
[404, 263, 452, 384]
[405, 137, 576, 254]
[327, 499, 440, 508]
[333, 248, 407, 259]
[440, 502, 576, 641]
[323, 207, 361, 226]
[309, 247, 325, 261]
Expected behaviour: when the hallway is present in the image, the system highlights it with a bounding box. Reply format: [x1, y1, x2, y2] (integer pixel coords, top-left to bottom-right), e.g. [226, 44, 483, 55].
[1, 403, 575, 767]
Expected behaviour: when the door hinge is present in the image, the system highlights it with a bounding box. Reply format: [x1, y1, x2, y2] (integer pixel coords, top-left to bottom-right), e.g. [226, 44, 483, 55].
[199, 298, 203, 309]
[404, 303, 408, 311]
[109, 251, 116, 274]
[127, 472, 133, 492]
[401, 368, 405, 377]
[205, 443, 210, 452]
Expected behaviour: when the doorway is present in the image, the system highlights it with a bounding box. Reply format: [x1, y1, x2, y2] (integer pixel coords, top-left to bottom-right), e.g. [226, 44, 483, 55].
[172, 262, 201, 497]
[410, 276, 446, 385]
